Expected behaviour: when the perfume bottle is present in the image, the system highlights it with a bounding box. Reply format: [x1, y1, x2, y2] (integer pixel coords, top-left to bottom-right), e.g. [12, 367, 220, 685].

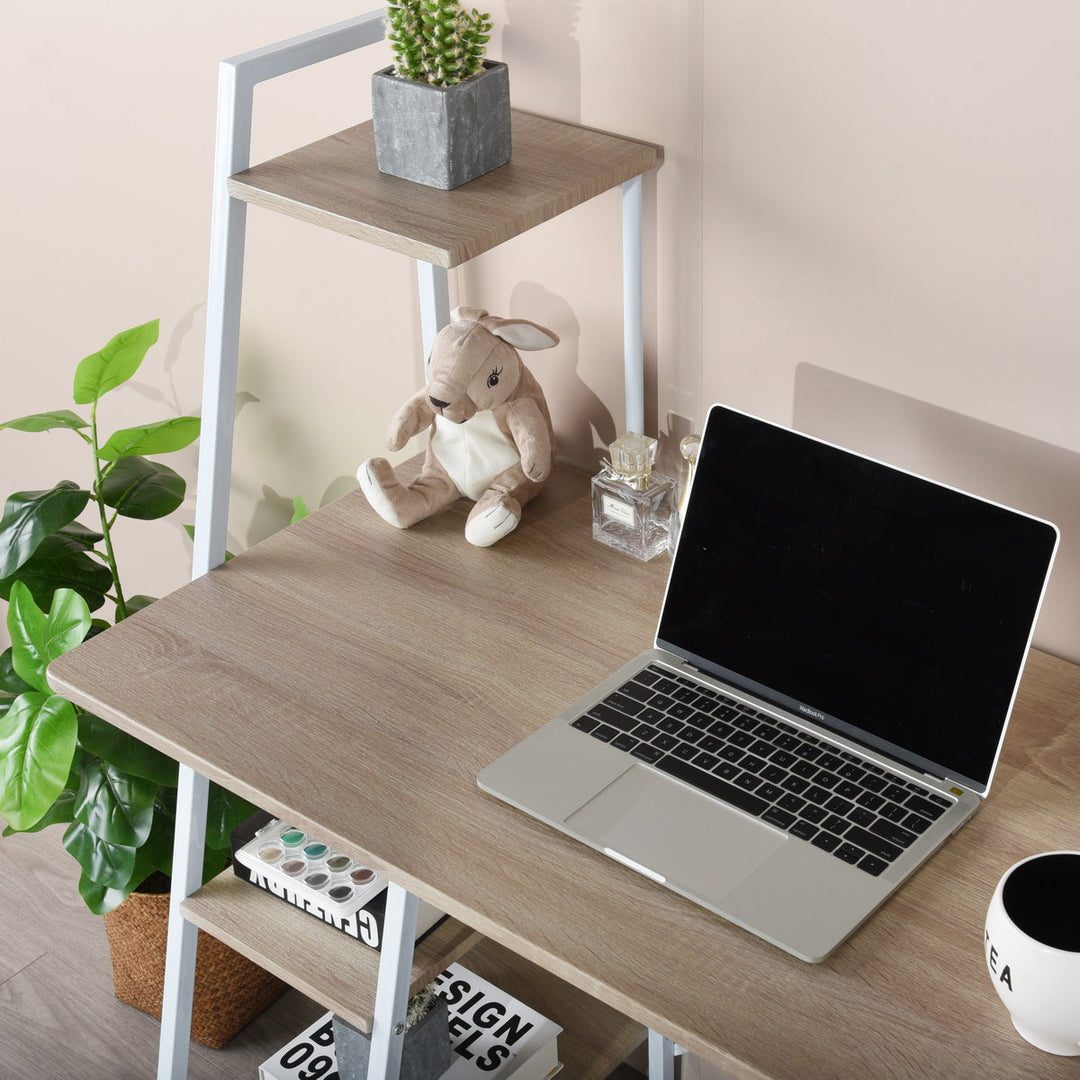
[591, 432, 677, 560]
[678, 433, 701, 522]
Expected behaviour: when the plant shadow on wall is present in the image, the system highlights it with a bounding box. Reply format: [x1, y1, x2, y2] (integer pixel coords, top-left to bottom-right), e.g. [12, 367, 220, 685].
[0, 319, 258, 915]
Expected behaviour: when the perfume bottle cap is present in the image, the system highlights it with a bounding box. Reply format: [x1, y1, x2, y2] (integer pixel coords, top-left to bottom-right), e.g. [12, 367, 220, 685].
[679, 434, 701, 464]
[610, 432, 657, 481]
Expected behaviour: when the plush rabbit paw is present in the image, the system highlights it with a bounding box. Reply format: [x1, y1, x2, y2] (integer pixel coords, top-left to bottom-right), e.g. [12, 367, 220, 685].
[465, 498, 520, 547]
[356, 457, 407, 528]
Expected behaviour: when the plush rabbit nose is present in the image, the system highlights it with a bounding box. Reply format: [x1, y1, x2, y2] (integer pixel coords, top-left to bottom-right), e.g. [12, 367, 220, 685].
[429, 395, 451, 410]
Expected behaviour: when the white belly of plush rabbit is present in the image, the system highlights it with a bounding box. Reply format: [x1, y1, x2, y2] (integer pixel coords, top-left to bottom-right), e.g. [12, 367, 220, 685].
[356, 306, 559, 547]
[431, 412, 521, 501]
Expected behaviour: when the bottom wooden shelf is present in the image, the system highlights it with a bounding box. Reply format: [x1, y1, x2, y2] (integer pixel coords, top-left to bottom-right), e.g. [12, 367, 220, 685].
[461, 936, 645, 1080]
[182, 871, 644, 1077]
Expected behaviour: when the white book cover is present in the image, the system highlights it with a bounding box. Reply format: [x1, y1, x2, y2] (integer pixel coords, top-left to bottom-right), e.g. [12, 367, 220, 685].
[260, 963, 561, 1080]
[259, 1014, 339, 1080]
[432, 963, 561, 1080]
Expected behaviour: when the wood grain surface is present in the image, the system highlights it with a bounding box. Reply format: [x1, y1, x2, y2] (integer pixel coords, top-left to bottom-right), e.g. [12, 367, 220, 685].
[227, 112, 662, 267]
[49, 463, 1080, 1080]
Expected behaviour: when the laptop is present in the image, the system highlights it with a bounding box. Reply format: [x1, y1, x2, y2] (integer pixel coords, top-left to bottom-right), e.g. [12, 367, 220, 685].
[478, 403, 1059, 962]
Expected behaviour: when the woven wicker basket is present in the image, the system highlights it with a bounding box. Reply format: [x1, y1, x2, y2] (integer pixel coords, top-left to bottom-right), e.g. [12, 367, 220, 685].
[102, 887, 288, 1048]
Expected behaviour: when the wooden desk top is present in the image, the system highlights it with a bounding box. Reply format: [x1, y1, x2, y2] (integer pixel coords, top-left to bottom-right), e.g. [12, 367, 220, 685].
[50, 465, 1080, 1080]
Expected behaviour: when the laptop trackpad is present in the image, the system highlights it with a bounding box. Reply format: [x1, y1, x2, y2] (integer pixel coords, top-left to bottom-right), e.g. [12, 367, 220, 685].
[565, 764, 787, 900]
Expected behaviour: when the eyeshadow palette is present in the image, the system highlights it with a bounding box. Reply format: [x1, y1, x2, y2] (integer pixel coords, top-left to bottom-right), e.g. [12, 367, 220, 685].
[231, 812, 446, 948]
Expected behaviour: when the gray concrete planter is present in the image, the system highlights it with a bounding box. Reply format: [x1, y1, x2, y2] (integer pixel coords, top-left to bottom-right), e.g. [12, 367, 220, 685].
[333, 996, 451, 1080]
[371, 61, 511, 190]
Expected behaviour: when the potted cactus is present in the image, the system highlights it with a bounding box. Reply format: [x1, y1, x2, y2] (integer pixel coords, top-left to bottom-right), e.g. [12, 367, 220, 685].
[334, 985, 451, 1080]
[372, 0, 511, 190]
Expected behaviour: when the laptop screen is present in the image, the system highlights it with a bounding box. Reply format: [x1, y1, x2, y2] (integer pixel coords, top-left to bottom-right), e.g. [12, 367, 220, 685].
[657, 405, 1059, 794]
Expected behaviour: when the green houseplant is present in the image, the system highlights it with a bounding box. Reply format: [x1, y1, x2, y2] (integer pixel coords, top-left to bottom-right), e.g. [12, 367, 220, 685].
[372, 0, 510, 189]
[0, 318, 257, 915]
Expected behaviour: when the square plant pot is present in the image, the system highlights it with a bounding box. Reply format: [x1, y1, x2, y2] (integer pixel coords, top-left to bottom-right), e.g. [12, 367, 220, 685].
[333, 995, 451, 1080]
[371, 61, 511, 190]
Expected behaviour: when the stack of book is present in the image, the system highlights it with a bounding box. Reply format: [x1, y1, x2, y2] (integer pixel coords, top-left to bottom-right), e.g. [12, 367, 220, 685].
[260, 962, 562, 1080]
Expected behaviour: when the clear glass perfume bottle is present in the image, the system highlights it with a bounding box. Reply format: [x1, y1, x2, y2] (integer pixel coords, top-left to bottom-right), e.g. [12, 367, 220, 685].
[591, 432, 677, 560]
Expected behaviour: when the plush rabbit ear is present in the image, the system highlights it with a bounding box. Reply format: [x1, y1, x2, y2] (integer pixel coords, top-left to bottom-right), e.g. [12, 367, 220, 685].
[451, 305, 489, 324]
[483, 315, 560, 351]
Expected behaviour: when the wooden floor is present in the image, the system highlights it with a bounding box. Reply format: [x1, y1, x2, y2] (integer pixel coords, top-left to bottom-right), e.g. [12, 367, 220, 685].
[0, 825, 326, 1079]
[0, 825, 646, 1079]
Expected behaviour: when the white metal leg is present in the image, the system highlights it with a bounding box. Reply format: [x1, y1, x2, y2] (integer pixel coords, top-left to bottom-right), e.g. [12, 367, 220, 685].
[193, 10, 386, 576]
[193, 61, 251, 577]
[367, 883, 421, 1080]
[416, 260, 452, 377]
[160, 14, 390, 1080]
[157, 766, 210, 1080]
[622, 174, 645, 435]
[648, 1029, 677, 1080]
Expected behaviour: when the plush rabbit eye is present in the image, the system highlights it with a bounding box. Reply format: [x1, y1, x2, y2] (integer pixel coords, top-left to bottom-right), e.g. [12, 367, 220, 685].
[486, 366, 503, 388]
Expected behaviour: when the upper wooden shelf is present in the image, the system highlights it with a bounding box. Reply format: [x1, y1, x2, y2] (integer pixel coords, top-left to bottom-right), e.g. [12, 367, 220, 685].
[227, 110, 662, 267]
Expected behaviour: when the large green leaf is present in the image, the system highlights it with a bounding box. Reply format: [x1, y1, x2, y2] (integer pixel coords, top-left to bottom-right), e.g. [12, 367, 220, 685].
[77, 872, 129, 915]
[0, 647, 33, 696]
[0, 691, 79, 831]
[128, 799, 177, 885]
[62, 818, 136, 889]
[73, 755, 157, 846]
[72, 319, 160, 405]
[100, 455, 186, 520]
[2, 786, 77, 835]
[56, 520, 104, 547]
[97, 416, 200, 462]
[203, 845, 229, 881]
[205, 782, 259, 850]
[0, 482, 90, 579]
[7, 583, 91, 693]
[0, 409, 89, 434]
[78, 713, 178, 785]
[0, 531, 113, 612]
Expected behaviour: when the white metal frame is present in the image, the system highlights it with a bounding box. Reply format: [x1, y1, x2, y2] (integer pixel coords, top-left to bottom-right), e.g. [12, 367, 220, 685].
[162, 11, 658, 1079]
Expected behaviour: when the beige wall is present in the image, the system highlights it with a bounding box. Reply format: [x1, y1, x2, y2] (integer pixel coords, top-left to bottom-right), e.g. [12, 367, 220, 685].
[6, 6, 1076, 663]
[5, 3, 1075, 665]
[700, 1, 1080, 667]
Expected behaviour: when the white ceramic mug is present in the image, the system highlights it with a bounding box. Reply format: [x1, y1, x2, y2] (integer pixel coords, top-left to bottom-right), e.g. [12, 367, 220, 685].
[984, 850, 1080, 1055]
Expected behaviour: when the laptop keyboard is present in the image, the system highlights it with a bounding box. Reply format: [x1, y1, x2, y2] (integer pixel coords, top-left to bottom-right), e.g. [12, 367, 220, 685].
[570, 665, 953, 878]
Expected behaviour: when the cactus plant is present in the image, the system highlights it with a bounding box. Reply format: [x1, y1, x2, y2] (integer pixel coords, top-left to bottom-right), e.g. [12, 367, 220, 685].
[385, 0, 494, 86]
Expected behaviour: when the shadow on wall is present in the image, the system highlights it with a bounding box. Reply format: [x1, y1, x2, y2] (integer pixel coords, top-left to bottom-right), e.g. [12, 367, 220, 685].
[793, 365, 1079, 664]
[509, 281, 615, 473]
[502, 0, 582, 122]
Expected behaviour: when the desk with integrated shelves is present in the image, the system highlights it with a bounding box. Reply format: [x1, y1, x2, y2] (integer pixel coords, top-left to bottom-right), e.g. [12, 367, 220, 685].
[50, 463, 1080, 1080]
[48, 14, 1080, 1079]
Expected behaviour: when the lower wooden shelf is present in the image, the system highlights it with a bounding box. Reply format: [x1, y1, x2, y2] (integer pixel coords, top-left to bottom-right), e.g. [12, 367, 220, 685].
[182, 871, 644, 1078]
[181, 871, 480, 1032]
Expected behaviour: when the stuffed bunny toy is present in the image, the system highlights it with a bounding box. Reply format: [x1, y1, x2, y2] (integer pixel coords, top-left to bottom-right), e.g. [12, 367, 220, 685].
[357, 306, 559, 547]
